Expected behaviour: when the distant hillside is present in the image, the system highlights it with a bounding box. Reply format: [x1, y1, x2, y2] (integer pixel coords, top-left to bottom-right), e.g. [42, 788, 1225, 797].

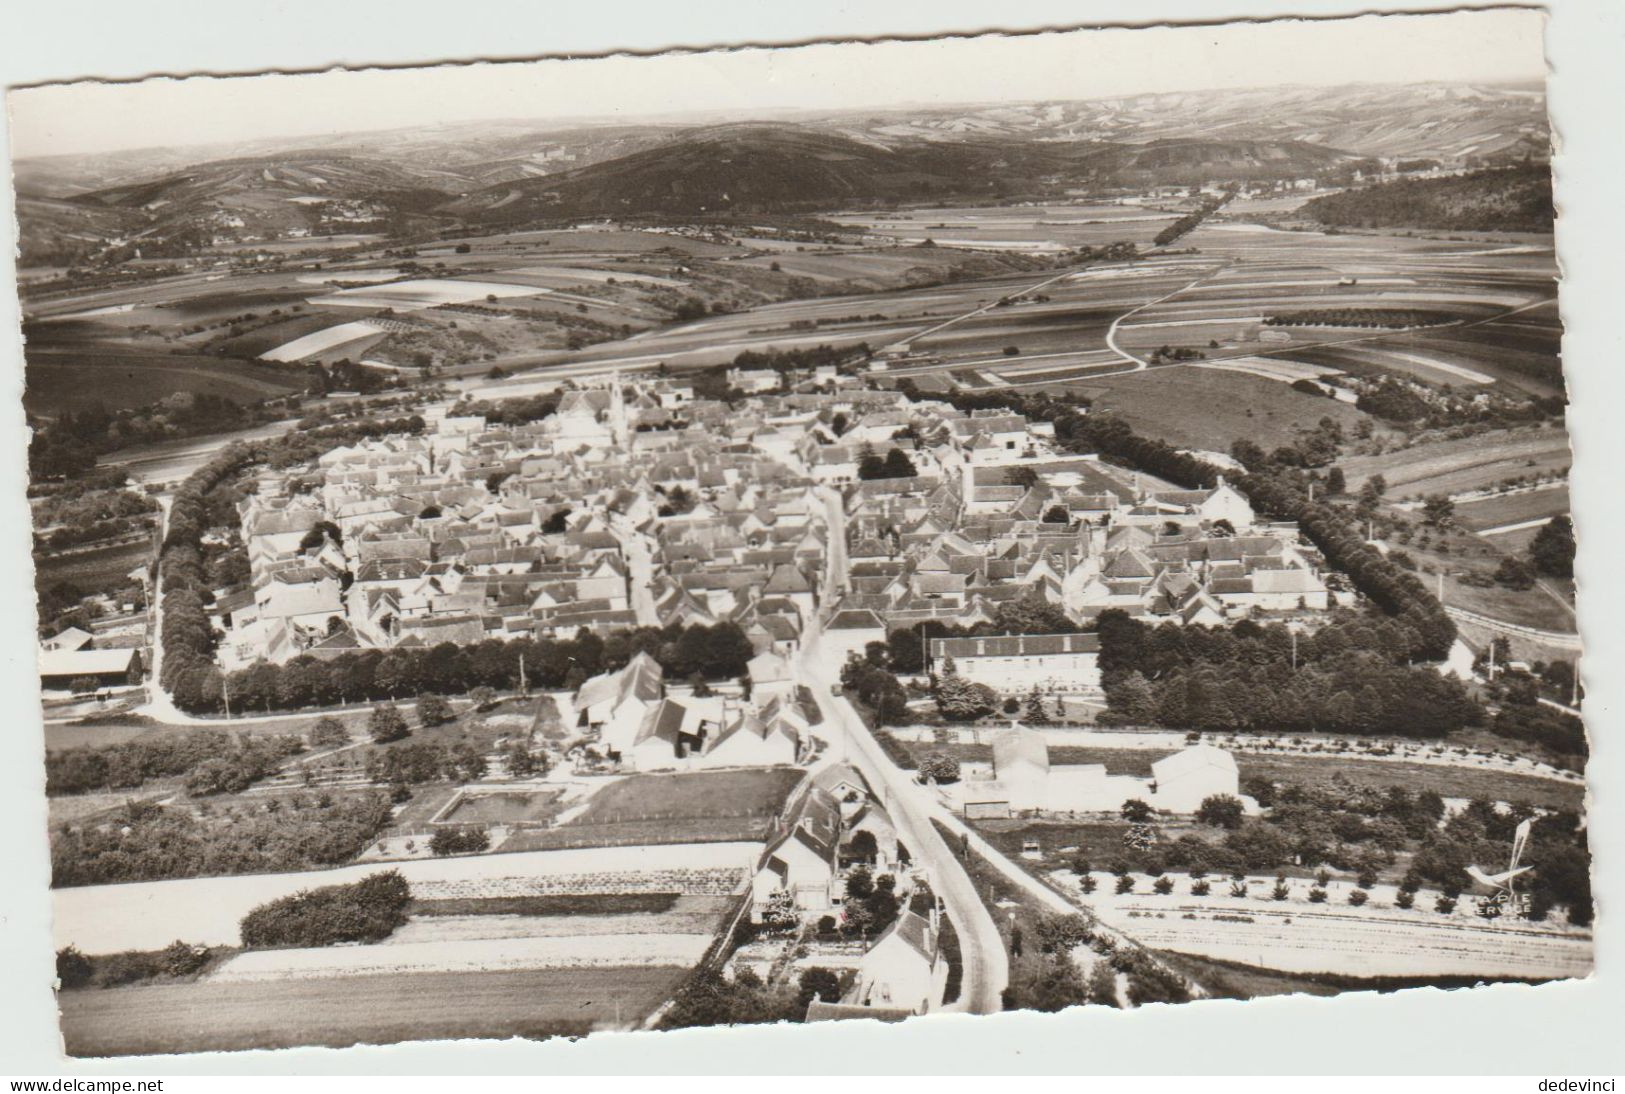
[1296, 165, 1554, 232]
[18, 153, 468, 262]
[446, 123, 1090, 222]
[822, 82, 1548, 163]
[445, 125, 1360, 223]
[1084, 138, 1353, 185]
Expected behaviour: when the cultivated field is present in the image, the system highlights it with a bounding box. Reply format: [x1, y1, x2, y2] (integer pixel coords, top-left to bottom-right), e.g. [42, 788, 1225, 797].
[1057, 872, 1591, 980]
[1338, 426, 1571, 497]
[53, 842, 759, 953]
[208, 931, 713, 982]
[59, 966, 681, 1056]
[1454, 484, 1569, 532]
[24, 350, 307, 416]
[505, 766, 808, 851]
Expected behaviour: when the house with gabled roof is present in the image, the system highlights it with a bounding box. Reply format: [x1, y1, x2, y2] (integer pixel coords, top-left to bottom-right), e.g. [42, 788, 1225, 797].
[628, 697, 714, 770]
[704, 707, 799, 768]
[753, 813, 838, 919]
[848, 909, 947, 1015]
[574, 650, 666, 756]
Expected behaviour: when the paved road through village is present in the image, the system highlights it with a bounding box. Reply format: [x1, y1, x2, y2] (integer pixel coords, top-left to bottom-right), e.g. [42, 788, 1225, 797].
[794, 485, 1009, 1014]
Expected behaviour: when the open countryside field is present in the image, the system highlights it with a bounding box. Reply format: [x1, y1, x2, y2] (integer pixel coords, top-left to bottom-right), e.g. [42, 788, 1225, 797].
[23, 350, 307, 416]
[1059, 366, 1367, 453]
[1453, 483, 1569, 532]
[1338, 426, 1570, 498]
[59, 965, 680, 1056]
[1061, 874, 1591, 980]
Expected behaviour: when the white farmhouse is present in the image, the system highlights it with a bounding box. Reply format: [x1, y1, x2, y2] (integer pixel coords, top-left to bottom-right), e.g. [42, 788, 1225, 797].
[1149, 744, 1240, 812]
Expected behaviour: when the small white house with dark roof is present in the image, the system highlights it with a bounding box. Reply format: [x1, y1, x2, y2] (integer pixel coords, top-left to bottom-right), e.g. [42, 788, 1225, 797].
[824, 607, 887, 665]
[850, 908, 947, 1015]
[752, 808, 839, 919]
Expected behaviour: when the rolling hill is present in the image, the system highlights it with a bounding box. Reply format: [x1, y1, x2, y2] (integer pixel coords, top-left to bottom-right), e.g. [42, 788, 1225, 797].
[444, 125, 1361, 222]
[444, 123, 1090, 221]
[1295, 165, 1554, 232]
[10, 81, 1550, 257]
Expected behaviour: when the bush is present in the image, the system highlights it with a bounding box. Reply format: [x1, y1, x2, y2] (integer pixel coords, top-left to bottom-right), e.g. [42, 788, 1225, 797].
[416, 693, 454, 728]
[428, 826, 491, 856]
[56, 946, 93, 989]
[1349, 889, 1369, 907]
[1191, 879, 1211, 896]
[1308, 887, 1328, 904]
[308, 716, 348, 749]
[917, 752, 961, 785]
[1195, 794, 1245, 830]
[1152, 877, 1174, 895]
[1272, 877, 1290, 901]
[240, 871, 411, 949]
[1115, 875, 1135, 895]
[1120, 799, 1154, 823]
[1435, 895, 1458, 915]
[369, 703, 409, 743]
[1395, 890, 1416, 910]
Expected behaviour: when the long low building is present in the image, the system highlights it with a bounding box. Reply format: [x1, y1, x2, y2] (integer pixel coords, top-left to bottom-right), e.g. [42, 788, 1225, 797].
[39, 646, 143, 691]
[927, 632, 1101, 693]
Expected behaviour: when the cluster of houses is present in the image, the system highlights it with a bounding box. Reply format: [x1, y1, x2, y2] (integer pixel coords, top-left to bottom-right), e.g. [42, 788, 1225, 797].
[215, 375, 846, 670]
[210, 374, 1342, 713]
[820, 447, 1337, 675]
[567, 649, 813, 772]
[738, 764, 949, 1021]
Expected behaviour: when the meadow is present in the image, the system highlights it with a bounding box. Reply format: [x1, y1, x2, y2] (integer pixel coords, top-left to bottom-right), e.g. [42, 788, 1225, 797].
[59, 965, 680, 1055]
[1060, 366, 1366, 454]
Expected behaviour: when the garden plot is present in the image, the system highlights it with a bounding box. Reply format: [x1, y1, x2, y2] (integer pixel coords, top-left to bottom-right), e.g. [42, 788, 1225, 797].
[1055, 872, 1591, 980]
[207, 932, 713, 982]
[53, 842, 758, 953]
[319, 279, 552, 311]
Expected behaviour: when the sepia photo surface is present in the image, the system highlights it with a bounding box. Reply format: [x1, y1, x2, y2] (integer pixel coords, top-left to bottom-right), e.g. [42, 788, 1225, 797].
[6, 7, 1588, 1059]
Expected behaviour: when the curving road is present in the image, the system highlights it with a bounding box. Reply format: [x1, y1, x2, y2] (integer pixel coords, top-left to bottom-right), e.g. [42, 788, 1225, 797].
[796, 633, 1008, 1014]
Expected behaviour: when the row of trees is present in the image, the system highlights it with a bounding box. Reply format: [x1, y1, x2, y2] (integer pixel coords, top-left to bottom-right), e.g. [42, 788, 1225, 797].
[1153, 191, 1233, 247]
[45, 729, 302, 797]
[1263, 308, 1458, 330]
[170, 620, 756, 716]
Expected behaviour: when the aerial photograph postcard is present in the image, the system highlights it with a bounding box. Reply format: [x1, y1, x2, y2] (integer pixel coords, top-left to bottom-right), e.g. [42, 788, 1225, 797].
[5, 5, 1587, 1058]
